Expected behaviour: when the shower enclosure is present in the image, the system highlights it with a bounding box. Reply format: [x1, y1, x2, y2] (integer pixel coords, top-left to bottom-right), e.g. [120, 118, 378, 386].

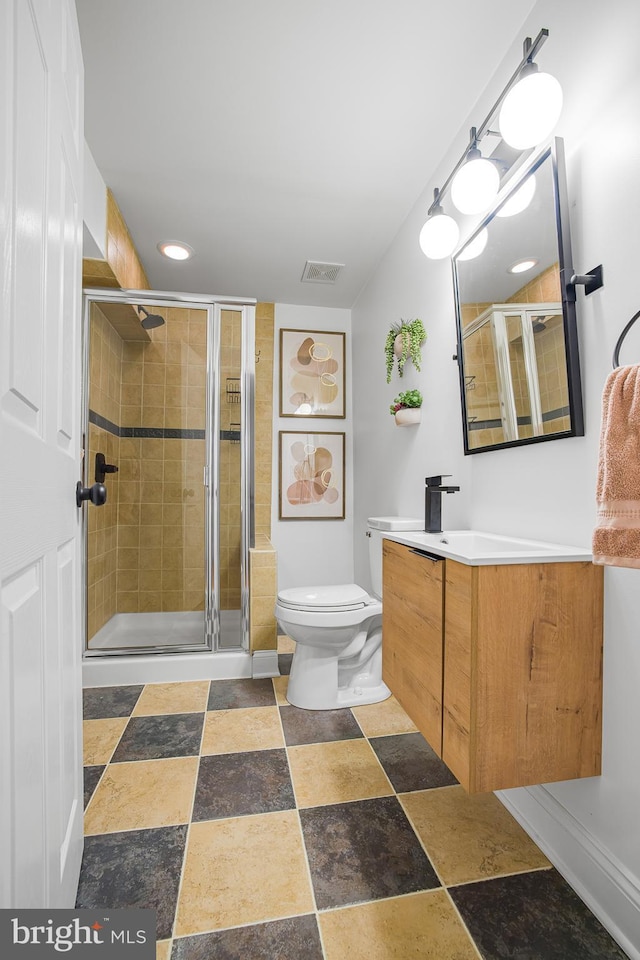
[81, 290, 255, 657]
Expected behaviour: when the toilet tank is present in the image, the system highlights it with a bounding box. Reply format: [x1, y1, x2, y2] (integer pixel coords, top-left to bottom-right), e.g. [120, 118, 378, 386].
[366, 517, 423, 599]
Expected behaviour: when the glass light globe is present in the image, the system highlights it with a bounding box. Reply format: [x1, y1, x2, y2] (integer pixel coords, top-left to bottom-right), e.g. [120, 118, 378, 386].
[496, 175, 536, 217]
[499, 69, 563, 149]
[451, 155, 500, 215]
[457, 228, 488, 261]
[419, 212, 459, 260]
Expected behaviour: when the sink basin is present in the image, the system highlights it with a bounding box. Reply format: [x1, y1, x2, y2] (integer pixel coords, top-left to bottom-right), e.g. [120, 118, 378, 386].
[384, 529, 592, 565]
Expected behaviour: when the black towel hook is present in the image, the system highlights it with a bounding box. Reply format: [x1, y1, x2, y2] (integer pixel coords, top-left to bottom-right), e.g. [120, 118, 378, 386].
[612, 308, 640, 368]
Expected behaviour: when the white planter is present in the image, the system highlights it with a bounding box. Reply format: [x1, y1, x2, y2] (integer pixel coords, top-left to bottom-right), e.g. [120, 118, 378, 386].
[394, 407, 421, 426]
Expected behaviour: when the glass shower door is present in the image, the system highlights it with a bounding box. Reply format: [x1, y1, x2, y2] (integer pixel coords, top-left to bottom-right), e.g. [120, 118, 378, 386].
[84, 294, 211, 654]
[217, 308, 245, 649]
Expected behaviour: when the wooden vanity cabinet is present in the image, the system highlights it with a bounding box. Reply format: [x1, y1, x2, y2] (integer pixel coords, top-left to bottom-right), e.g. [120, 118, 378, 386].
[382, 538, 604, 794]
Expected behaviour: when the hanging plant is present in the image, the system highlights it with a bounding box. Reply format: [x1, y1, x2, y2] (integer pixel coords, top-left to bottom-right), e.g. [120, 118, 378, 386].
[385, 318, 426, 383]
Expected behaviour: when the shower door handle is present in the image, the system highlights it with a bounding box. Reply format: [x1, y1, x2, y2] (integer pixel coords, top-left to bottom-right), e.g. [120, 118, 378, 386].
[95, 452, 118, 483]
[76, 481, 107, 508]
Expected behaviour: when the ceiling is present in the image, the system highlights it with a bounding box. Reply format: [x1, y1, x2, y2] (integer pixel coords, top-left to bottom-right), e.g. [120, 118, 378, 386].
[76, 0, 536, 308]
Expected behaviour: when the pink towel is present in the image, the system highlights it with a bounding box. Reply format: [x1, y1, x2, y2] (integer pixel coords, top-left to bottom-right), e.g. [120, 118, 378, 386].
[593, 365, 640, 567]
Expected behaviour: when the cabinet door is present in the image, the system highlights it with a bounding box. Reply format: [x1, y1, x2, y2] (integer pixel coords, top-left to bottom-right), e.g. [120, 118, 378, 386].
[444, 560, 603, 794]
[382, 540, 444, 755]
[471, 561, 603, 792]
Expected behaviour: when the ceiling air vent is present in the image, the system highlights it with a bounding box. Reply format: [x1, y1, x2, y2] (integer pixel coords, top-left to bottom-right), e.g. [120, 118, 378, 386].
[301, 260, 344, 284]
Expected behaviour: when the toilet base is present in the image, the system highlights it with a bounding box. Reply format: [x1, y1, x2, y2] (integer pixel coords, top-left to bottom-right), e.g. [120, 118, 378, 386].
[284, 640, 391, 710]
[286, 678, 391, 711]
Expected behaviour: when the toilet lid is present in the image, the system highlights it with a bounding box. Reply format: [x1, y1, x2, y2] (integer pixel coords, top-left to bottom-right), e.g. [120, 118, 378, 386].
[277, 583, 371, 612]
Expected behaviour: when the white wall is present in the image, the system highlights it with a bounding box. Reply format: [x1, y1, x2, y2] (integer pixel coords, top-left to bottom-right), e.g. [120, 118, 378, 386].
[352, 0, 640, 954]
[271, 303, 354, 589]
[82, 139, 107, 258]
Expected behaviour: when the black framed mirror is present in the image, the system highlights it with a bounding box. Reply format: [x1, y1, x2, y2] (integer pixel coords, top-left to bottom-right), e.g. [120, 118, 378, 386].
[453, 138, 584, 455]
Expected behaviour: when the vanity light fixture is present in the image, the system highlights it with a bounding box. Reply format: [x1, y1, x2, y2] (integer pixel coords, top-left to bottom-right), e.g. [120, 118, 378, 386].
[418, 189, 460, 259]
[508, 257, 539, 274]
[456, 228, 488, 262]
[157, 240, 194, 261]
[419, 29, 561, 260]
[450, 134, 500, 215]
[496, 174, 536, 217]
[499, 61, 563, 150]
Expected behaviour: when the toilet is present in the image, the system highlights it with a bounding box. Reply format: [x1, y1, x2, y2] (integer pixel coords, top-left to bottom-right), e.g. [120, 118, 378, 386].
[275, 517, 423, 710]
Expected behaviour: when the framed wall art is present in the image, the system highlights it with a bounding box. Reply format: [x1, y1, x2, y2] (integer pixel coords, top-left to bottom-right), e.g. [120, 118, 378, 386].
[279, 431, 345, 520]
[279, 328, 345, 418]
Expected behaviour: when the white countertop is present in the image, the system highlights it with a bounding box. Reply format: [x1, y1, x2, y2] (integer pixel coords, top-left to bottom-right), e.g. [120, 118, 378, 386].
[382, 529, 593, 566]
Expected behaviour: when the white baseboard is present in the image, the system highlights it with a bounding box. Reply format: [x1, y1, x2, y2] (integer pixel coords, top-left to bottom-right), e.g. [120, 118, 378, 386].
[252, 649, 280, 678]
[497, 786, 640, 960]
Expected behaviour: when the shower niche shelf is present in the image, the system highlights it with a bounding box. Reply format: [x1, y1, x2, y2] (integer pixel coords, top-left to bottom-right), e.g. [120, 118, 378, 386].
[99, 301, 151, 342]
[220, 423, 241, 443]
[226, 378, 241, 403]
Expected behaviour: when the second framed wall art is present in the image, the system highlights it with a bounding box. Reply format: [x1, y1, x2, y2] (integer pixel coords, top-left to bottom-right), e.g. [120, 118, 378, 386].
[279, 431, 345, 520]
[279, 328, 345, 418]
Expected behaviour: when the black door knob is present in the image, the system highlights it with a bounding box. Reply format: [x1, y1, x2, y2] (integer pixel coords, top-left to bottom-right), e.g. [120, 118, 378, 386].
[76, 481, 107, 508]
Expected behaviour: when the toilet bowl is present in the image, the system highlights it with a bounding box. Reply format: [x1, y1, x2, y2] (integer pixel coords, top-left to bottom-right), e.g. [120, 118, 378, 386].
[274, 517, 423, 710]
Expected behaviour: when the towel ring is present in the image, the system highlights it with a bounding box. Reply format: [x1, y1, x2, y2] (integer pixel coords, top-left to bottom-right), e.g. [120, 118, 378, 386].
[612, 309, 640, 368]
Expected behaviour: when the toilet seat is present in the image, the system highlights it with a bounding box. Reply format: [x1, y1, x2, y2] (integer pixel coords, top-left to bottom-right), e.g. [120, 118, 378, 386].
[277, 583, 371, 613]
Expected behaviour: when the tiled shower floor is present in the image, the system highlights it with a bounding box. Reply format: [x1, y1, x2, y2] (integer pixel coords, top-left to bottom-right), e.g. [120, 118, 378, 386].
[77, 642, 628, 960]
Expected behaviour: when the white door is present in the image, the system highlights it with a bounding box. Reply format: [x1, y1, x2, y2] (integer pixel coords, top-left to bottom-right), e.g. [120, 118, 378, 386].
[0, 0, 85, 907]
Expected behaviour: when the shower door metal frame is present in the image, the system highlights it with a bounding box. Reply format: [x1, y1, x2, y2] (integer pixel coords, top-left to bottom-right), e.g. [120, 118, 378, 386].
[80, 288, 256, 658]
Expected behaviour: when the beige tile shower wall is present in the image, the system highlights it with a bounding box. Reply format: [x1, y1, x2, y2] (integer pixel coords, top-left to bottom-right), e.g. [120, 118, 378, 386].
[90, 304, 124, 426]
[117, 308, 207, 614]
[255, 303, 275, 538]
[218, 303, 276, 642]
[507, 262, 561, 305]
[87, 424, 120, 640]
[463, 322, 504, 450]
[536, 319, 570, 434]
[87, 305, 123, 639]
[251, 304, 277, 652]
[461, 302, 490, 328]
[249, 535, 278, 652]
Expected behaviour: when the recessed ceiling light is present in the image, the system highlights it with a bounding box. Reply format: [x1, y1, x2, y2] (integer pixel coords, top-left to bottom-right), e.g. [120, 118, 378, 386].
[508, 257, 539, 275]
[157, 240, 194, 261]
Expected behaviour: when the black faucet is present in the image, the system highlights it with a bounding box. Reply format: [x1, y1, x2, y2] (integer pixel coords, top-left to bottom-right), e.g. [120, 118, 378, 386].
[425, 475, 460, 534]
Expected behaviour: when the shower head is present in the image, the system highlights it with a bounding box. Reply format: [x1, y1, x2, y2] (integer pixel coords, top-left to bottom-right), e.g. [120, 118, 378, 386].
[137, 305, 165, 330]
[532, 316, 548, 334]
